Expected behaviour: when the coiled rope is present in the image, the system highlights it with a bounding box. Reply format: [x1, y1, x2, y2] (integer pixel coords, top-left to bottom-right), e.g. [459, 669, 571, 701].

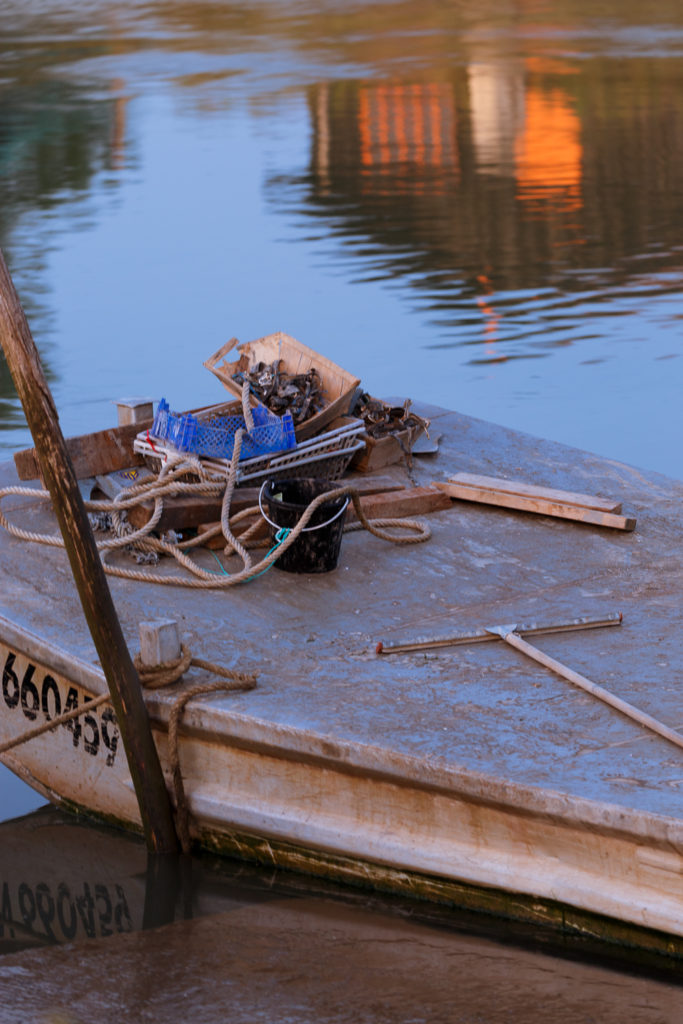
[0, 395, 431, 587]
[0, 390, 432, 847]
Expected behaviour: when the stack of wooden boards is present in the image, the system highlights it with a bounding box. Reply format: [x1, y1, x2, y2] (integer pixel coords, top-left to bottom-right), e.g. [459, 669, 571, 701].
[434, 473, 636, 531]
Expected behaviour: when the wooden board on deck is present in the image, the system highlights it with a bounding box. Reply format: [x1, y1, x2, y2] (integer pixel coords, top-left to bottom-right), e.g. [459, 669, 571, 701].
[347, 485, 452, 523]
[14, 421, 152, 481]
[435, 476, 635, 531]
[444, 473, 622, 513]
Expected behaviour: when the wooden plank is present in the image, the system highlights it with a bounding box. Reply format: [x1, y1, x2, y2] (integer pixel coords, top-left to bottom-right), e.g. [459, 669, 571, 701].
[125, 486, 266, 533]
[14, 420, 152, 481]
[447, 473, 622, 513]
[342, 475, 406, 496]
[197, 517, 270, 549]
[347, 485, 452, 523]
[126, 495, 225, 533]
[122, 476, 406, 533]
[434, 481, 636, 531]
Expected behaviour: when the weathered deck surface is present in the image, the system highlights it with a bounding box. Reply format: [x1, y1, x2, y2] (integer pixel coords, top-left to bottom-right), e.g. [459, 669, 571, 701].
[2, 404, 683, 943]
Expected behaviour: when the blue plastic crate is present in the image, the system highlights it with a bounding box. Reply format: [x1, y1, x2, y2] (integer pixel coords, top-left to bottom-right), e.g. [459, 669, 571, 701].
[151, 399, 296, 460]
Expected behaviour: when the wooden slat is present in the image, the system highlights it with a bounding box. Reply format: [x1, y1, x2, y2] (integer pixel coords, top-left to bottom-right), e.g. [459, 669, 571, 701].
[126, 486, 263, 532]
[434, 481, 636, 531]
[343, 475, 407, 496]
[347, 485, 452, 522]
[448, 473, 622, 513]
[14, 420, 152, 481]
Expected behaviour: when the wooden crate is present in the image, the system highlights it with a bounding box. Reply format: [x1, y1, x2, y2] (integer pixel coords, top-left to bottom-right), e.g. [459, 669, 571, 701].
[351, 429, 414, 473]
[204, 332, 360, 441]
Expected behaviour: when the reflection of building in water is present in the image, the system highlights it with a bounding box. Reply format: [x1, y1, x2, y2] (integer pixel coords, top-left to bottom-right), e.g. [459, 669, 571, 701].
[468, 62, 525, 176]
[357, 82, 459, 192]
[476, 272, 502, 355]
[311, 69, 583, 213]
[310, 79, 460, 199]
[110, 79, 130, 169]
[295, 61, 683, 310]
[468, 57, 583, 212]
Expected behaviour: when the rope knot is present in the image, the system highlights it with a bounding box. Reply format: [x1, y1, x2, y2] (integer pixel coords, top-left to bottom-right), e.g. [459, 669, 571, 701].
[133, 644, 193, 689]
[133, 643, 258, 855]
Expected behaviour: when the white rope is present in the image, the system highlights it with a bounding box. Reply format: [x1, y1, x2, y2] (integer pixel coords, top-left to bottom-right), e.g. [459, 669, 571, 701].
[1, 389, 431, 588]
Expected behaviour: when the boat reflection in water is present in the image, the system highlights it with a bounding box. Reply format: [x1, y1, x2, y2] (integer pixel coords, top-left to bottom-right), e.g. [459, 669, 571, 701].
[0, 805, 310, 955]
[1, 807, 681, 1021]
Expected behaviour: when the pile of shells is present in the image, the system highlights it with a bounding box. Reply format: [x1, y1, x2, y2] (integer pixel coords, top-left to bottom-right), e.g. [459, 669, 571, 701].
[232, 361, 326, 425]
[354, 393, 429, 440]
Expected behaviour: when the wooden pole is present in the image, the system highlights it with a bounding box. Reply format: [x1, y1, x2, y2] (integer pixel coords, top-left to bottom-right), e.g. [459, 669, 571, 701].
[0, 248, 178, 855]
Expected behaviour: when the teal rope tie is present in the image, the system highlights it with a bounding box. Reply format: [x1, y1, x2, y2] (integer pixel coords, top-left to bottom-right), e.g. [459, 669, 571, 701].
[251, 527, 291, 579]
[205, 527, 290, 578]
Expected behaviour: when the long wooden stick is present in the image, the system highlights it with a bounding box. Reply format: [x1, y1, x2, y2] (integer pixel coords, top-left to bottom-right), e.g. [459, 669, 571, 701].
[0, 248, 178, 854]
[487, 625, 683, 753]
[376, 611, 622, 655]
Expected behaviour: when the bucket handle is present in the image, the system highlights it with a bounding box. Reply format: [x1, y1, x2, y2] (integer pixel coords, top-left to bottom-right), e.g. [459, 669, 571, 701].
[258, 481, 349, 533]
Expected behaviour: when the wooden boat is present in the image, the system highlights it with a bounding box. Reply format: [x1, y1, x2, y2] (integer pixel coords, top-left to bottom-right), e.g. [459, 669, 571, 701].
[2, 401, 683, 961]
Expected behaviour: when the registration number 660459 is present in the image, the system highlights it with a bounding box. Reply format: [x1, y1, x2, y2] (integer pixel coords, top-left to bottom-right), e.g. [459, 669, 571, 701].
[1, 647, 120, 767]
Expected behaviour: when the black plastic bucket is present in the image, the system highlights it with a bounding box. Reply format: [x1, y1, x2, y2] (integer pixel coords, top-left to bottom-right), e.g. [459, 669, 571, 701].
[261, 478, 348, 573]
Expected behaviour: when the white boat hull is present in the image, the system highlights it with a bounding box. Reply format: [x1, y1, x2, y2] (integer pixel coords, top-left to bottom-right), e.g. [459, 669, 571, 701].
[3, 619, 683, 956]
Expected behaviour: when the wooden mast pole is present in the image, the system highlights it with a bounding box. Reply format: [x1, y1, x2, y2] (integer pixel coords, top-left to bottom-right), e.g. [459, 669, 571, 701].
[0, 248, 178, 855]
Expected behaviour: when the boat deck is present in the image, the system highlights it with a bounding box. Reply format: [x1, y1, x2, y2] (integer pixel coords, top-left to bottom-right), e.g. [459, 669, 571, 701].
[2, 404, 683, 947]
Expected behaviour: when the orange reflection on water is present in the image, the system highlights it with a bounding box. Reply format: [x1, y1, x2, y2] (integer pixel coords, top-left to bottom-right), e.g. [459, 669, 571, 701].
[476, 273, 502, 356]
[514, 85, 583, 212]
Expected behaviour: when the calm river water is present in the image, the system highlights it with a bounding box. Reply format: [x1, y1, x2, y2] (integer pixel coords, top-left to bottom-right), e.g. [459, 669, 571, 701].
[1, 1, 683, 1015]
